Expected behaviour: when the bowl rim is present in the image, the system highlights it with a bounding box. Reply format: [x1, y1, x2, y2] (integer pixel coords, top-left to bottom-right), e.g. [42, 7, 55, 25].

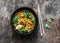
[10, 7, 38, 36]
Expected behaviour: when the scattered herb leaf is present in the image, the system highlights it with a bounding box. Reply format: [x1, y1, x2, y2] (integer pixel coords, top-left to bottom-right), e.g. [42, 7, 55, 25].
[47, 17, 54, 22]
[45, 24, 50, 29]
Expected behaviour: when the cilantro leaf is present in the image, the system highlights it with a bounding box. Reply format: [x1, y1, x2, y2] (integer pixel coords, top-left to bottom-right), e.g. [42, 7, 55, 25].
[12, 16, 18, 24]
[24, 10, 31, 18]
[31, 18, 36, 23]
[21, 27, 28, 33]
[45, 24, 50, 29]
[47, 17, 54, 22]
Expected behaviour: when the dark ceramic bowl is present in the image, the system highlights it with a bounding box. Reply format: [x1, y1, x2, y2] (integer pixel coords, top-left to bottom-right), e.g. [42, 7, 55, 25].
[10, 7, 38, 36]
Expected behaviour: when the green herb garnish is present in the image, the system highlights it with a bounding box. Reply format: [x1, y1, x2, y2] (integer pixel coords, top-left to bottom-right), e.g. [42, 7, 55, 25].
[12, 16, 18, 24]
[24, 10, 31, 18]
[45, 24, 50, 29]
[21, 27, 28, 33]
[47, 17, 54, 22]
[31, 18, 36, 23]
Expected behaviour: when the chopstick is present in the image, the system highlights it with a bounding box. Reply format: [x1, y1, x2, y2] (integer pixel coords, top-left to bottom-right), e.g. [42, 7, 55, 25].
[37, 3, 45, 36]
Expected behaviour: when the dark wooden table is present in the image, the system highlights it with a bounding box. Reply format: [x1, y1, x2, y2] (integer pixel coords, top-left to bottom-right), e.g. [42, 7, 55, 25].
[0, 0, 60, 43]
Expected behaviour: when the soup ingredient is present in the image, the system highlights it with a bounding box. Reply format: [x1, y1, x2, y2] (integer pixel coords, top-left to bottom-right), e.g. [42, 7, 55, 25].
[28, 21, 33, 25]
[16, 25, 23, 30]
[31, 18, 36, 23]
[12, 16, 18, 24]
[13, 24, 17, 27]
[24, 10, 31, 18]
[20, 18, 27, 25]
[21, 27, 28, 33]
[45, 24, 50, 29]
[17, 12, 24, 18]
[47, 17, 54, 22]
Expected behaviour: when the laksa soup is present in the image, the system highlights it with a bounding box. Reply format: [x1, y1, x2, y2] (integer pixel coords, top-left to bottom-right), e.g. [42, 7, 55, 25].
[12, 10, 36, 34]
